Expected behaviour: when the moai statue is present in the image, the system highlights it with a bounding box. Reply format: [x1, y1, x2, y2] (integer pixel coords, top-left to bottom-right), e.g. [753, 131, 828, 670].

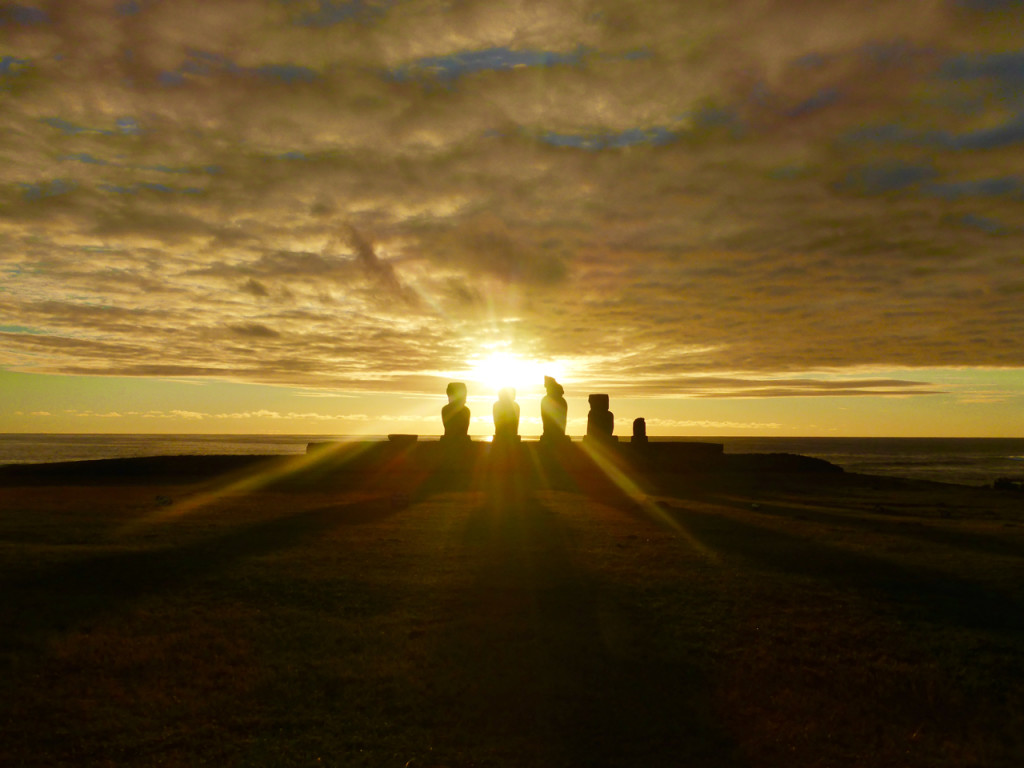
[492, 387, 521, 443]
[540, 376, 569, 444]
[585, 393, 616, 443]
[631, 417, 648, 444]
[441, 382, 471, 442]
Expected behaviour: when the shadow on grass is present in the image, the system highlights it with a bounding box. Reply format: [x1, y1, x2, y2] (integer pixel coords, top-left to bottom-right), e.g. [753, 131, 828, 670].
[420, 473, 742, 767]
[1, 497, 399, 658]
[658, 501, 1024, 634]
[719, 497, 1024, 560]
[651, 471, 1024, 561]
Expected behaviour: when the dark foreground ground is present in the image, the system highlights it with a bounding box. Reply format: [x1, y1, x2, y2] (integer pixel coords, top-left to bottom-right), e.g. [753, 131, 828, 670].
[1, 444, 1022, 767]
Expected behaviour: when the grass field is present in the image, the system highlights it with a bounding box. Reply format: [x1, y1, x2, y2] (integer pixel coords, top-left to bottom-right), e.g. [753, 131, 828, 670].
[1, 452, 1023, 767]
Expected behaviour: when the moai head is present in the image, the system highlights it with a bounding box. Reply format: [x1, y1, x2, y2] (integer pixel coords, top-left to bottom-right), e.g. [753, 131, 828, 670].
[446, 381, 467, 405]
[544, 376, 564, 398]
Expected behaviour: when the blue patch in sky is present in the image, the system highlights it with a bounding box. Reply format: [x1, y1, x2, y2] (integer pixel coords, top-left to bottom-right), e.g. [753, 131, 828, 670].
[117, 116, 143, 135]
[940, 51, 1024, 96]
[116, 0, 141, 15]
[19, 179, 77, 201]
[98, 182, 205, 195]
[41, 117, 117, 136]
[540, 125, 678, 151]
[690, 104, 744, 134]
[158, 71, 186, 87]
[931, 115, 1024, 149]
[0, 55, 30, 77]
[391, 46, 587, 82]
[924, 176, 1023, 199]
[959, 213, 1007, 234]
[292, 0, 394, 27]
[159, 49, 317, 86]
[621, 48, 652, 61]
[278, 151, 306, 160]
[61, 153, 109, 166]
[844, 113, 1024, 151]
[0, 5, 49, 25]
[42, 117, 87, 134]
[838, 162, 937, 194]
[142, 164, 188, 174]
[141, 163, 217, 176]
[787, 87, 842, 118]
[952, 0, 1024, 9]
[536, 105, 741, 151]
[257, 64, 318, 83]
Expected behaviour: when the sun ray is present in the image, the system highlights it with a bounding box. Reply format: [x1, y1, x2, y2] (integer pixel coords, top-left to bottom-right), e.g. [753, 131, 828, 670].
[579, 439, 721, 562]
[115, 441, 378, 535]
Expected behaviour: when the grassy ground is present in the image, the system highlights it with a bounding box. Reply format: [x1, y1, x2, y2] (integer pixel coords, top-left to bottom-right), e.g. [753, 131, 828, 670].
[1, 456, 1023, 767]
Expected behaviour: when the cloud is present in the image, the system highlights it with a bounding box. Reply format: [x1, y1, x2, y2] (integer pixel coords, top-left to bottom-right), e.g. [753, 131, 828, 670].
[1, 0, 1022, 401]
[642, 418, 783, 430]
[229, 322, 280, 338]
[59, 407, 383, 421]
[241, 277, 270, 297]
[341, 224, 421, 306]
[616, 377, 941, 398]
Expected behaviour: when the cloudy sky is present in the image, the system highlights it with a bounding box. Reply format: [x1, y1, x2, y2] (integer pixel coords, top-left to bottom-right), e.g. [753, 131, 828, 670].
[2, 0, 1023, 437]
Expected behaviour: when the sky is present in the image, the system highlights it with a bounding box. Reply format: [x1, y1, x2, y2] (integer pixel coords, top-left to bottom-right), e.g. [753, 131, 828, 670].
[1, 0, 1023, 438]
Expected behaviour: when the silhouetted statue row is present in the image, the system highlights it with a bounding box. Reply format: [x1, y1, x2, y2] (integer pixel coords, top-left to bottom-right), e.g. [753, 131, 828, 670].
[442, 377, 647, 444]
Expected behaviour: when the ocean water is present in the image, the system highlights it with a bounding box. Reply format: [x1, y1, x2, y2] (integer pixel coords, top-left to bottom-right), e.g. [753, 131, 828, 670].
[1, 434, 1022, 487]
[0, 434, 325, 466]
[711, 437, 1024, 487]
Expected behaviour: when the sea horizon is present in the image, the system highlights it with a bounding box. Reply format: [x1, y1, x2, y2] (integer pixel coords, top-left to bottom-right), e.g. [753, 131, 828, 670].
[2, 433, 1022, 487]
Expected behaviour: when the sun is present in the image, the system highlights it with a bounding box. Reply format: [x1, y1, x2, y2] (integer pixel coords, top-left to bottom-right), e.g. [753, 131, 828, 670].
[465, 351, 564, 396]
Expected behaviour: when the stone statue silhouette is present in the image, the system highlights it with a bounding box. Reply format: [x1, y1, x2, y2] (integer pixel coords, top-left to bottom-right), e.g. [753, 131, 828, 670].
[441, 382, 471, 441]
[540, 375, 568, 444]
[632, 417, 648, 443]
[585, 393, 616, 442]
[492, 387, 520, 443]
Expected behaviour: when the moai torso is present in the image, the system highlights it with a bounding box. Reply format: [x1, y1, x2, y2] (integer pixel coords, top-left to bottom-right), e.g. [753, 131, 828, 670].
[493, 388, 520, 442]
[586, 394, 614, 440]
[442, 401, 470, 438]
[441, 382, 471, 441]
[541, 376, 568, 440]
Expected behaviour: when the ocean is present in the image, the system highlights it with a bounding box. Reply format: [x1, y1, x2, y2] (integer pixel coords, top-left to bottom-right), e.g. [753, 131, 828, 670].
[1, 434, 1023, 487]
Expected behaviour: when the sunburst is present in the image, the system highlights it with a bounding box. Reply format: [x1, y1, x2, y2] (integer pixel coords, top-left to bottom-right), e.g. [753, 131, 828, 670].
[465, 351, 565, 396]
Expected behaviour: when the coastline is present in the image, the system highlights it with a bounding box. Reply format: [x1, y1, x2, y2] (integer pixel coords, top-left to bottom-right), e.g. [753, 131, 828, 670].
[3, 434, 1022, 487]
[0, 439, 843, 487]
